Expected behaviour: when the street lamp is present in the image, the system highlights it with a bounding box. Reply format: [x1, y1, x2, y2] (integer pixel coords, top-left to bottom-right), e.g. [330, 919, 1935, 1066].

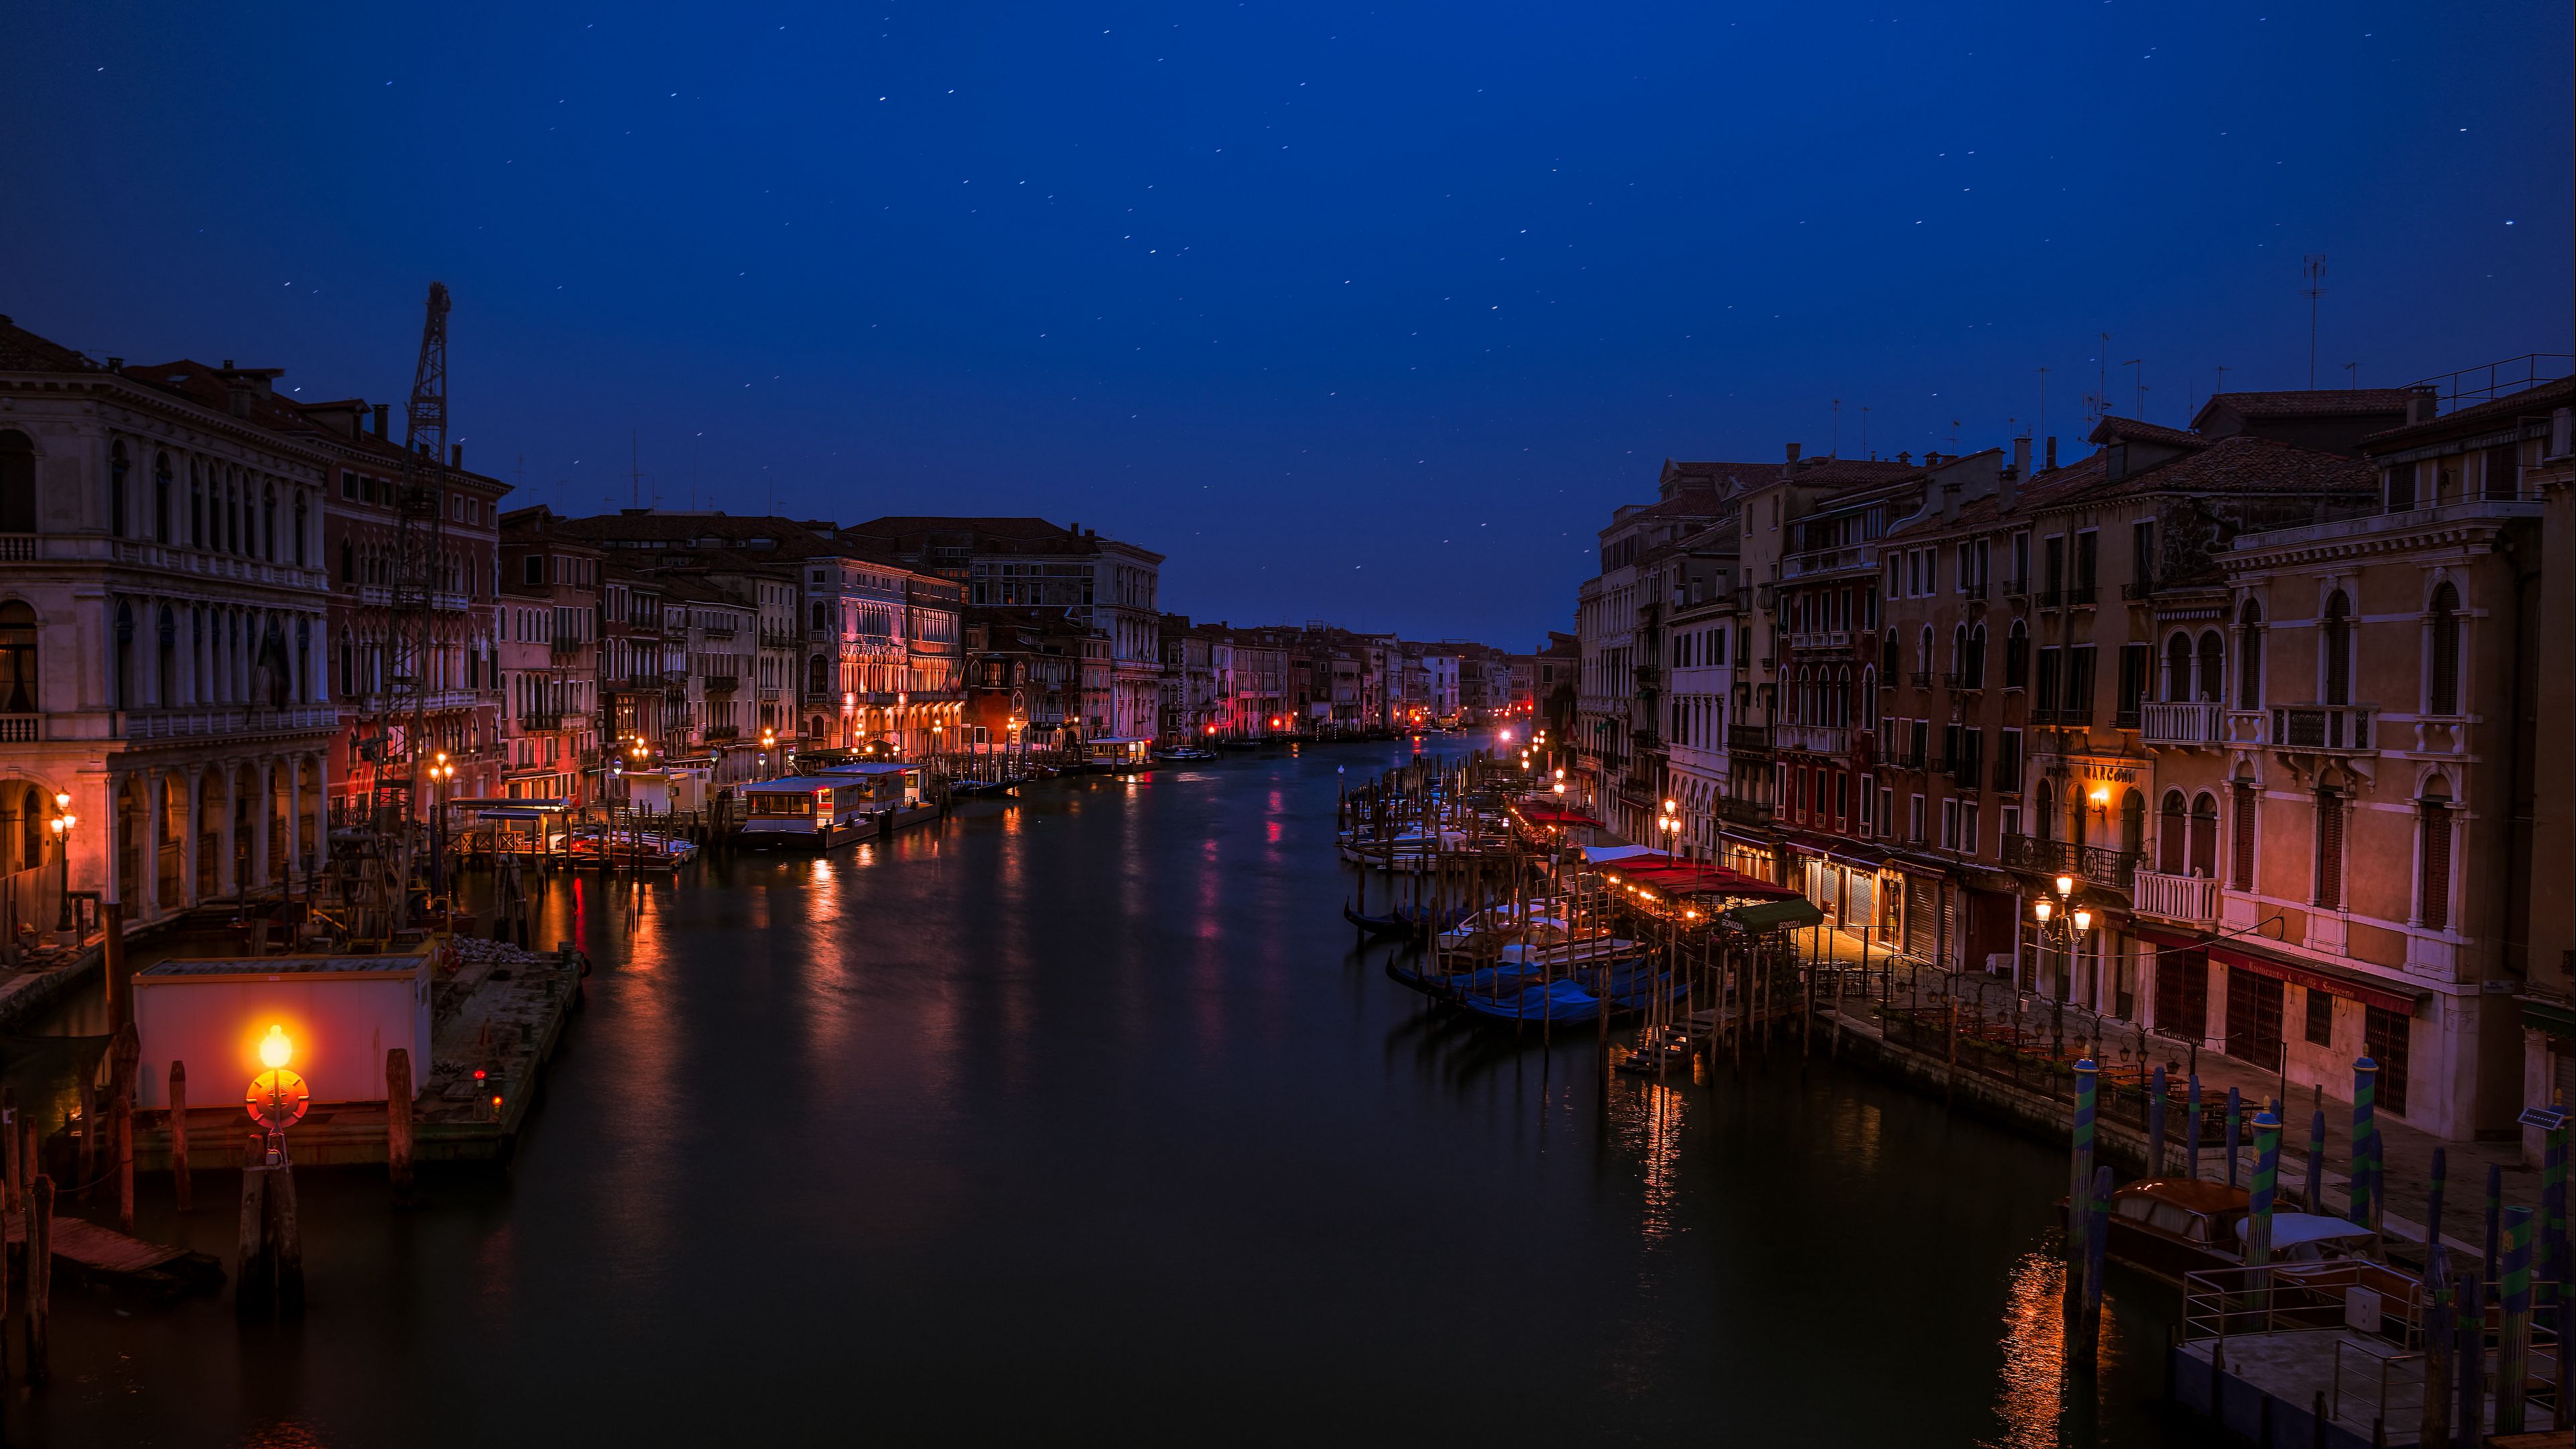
[248, 1023, 310, 1165]
[430, 752, 456, 900]
[2031, 873, 2094, 1010]
[48, 791, 76, 932]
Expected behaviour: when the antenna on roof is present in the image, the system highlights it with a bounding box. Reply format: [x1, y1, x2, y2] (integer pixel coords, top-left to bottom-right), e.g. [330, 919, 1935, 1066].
[2343, 361, 2359, 391]
[2036, 366, 2049, 447]
[1830, 398, 1841, 458]
[2122, 360, 2144, 422]
[2301, 255, 2327, 388]
[1861, 405, 1872, 460]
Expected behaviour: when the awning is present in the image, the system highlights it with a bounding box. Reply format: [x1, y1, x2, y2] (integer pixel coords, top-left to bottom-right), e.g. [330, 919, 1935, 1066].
[1725, 898, 1825, 931]
[1582, 844, 1656, 864]
[2520, 998, 2576, 1042]
[2173, 935, 2428, 1016]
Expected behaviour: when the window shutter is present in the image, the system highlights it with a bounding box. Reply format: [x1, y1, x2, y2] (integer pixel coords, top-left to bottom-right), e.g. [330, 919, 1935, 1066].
[2420, 804, 2452, 931]
[2315, 790, 2345, 910]
[2232, 784, 2257, 891]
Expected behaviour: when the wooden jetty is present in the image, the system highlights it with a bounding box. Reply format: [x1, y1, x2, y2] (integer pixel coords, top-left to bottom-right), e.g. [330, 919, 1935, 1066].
[5, 1208, 223, 1297]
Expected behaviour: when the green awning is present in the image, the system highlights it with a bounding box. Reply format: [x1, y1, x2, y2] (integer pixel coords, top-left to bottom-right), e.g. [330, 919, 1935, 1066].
[2522, 998, 2576, 1042]
[1725, 898, 1824, 931]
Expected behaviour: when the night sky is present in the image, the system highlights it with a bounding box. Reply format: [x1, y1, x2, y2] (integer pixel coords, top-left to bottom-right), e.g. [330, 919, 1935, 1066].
[6, 3, 2569, 643]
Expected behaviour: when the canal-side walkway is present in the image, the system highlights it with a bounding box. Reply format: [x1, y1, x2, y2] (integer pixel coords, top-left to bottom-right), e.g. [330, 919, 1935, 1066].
[1806, 976, 2534, 1257]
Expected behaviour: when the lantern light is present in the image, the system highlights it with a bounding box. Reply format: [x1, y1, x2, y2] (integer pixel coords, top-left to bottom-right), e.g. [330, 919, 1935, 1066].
[2033, 898, 2053, 922]
[2055, 875, 2075, 898]
[258, 1024, 294, 1070]
[2073, 908, 2093, 934]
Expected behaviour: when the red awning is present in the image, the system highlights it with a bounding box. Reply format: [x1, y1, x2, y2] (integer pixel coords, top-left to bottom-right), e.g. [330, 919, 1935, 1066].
[1597, 855, 1801, 900]
[2131, 925, 2425, 1016]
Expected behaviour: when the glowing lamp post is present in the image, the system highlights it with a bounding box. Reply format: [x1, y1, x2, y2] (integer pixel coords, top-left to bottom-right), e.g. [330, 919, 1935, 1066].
[247, 1023, 311, 1165]
[48, 791, 76, 932]
[2031, 873, 2094, 1008]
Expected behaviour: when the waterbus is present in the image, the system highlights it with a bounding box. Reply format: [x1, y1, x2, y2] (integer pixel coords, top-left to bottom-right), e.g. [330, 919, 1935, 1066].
[737, 776, 881, 849]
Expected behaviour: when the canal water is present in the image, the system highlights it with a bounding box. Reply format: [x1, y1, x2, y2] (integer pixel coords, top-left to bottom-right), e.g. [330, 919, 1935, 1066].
[26, 739, 2191, 1447]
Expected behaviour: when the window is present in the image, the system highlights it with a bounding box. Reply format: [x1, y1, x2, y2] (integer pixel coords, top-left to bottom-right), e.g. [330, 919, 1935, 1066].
[1995, 729, 2022, 793]
[1908, 794, 1925, 843]
[2314, 787, 2346, 910]
[0, 431, 35, 534]
[2043, 535, 2065, 595]
[2159, 790, 2188, 874]
[2305, 988, 2334, 1046]
[2418, 778, 2453, 930]
[2131, 519, 2155, 590]
[2426, 582, 2461, 715]
[2190, 793, 2218, 878]
[2385, 462, 2416, 511]
[2074, 530, 2098, 592]
[2005, 621, 2029, 688]
[1960, 801, 1978, 855]
[0, 601, 37, 712]
[2066, 645, 2097, 719]
[2196, 631, 2224, 705]
[523, 554, 544, 586]
[2237, 601, 2265, 709]
[1860, 775, 1875, 828]
[2035, 647, 2061, 714]
[1878, 786, 1895, 837]
[1941, 798, 1960, 850]
[2118, 643, 2151, 720]
[2321, 592, 2353, 706]
[2484, 444, 2520, 500]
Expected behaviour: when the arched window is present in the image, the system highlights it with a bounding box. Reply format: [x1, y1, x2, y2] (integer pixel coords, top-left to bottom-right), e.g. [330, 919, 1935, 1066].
[295, 617, 311, 702]
[2418, 775, 2453, 930]
[808, 655, 830, 696]
[2427, 582, 2461, 715]
[1951, 624, 1967, 676]
[109, 443, 129, 538]
[293, 491, 309, 567]
[810, 600, 829, 632]
[2321, 592, 2352, 706]
[0, 600, 37, 712]
[2006, 620, 2029, 688]
[1860, 667, 1877, 731]
[2164, 632, 2194, 702]
[0, 431, 35, 533]
[1835, 665, 1852, 727]
[1917, 625, 1933, 676]
[114, 600, 136, 709]
[340, 539, 354, 585]
[154, 450, 175, 543]
[2120, 788, 2146, 856]
[1966, 624, 1986, 686]
[189, 462, 206, 547]
[2237, 601, 2265, 709]
[2159, 790, 2188, 874]
[224, 479, 240, 553]
[2197, 631, 2225, 704]
[1880, 633, 1898, 679]
[2190, 792, 2218, 878]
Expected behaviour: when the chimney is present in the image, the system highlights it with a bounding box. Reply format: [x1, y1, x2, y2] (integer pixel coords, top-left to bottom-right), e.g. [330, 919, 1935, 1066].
[2408, 386, 2440, 425]
[373, 403, 390, 437]
[2045, 436, 2059, 471]
[1784, 442, 1801, 464]
[2000, 440, 2026, 511]
[451, 443, 464, 469]
[2012, 436, 2031, 478]
[106, 356, 123, 372]
[227, 379, 254, 418]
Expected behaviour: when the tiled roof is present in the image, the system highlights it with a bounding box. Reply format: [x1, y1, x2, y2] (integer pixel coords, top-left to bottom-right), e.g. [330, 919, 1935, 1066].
[2198, 388, 2418, 421]
[841, 515, 1111, 557]
[1883, 455, 2107, 538]
[2076, 434, 2375, 502]
[0, 315, 98, 372]
[2090, 416, 2208, 449]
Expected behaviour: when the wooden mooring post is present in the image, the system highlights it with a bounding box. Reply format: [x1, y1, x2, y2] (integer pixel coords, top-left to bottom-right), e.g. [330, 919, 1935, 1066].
[169, 1061, 192, 1214]
[113, 1089, 134, 1234]
[387, 1047, 417, 1205]
[234, 1134, 306, 1320]
[1, 1083, 16, 1214]
[27, 1175, 52, 1384]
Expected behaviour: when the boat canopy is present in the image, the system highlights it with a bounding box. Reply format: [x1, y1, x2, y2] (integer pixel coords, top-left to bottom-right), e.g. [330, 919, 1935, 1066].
[2233, 1213, 2379, 1250]
[741, 775, 852, 794]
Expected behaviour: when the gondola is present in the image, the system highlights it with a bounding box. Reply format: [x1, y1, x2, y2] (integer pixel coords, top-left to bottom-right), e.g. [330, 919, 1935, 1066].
[1344, 902, 1417, 939]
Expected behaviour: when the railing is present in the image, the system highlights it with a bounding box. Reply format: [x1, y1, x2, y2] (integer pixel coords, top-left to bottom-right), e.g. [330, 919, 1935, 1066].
[1948, 757, 1982, 790]
[517, 712, 566, 731]
[2139, 700, 2222, 745]
[2000, 576, 2029, 599]
[1941, 669, 1983, 692]
[117, 705, 337, 739]
[2132, 870, 2219, 925]
[1885, 745, 1926, 769]
[1782, 543, 1880, 580]
[704, 675, 740, 693]
[549, 639, 589, 659]
[1909, 670, 1931, 690]
[0, 534, 36, 562]
[2272, 704, 2376, 753]
[704, 724, 740, 741]
[1715, 796, 1774, 824]
[2067, 584, 2097, 606]
[0, 714, 39, 743]
[1964, 579, 1989, 601]
[703, 623, 739, 639]
[1778, 723, 1849, 755]
[1727, 725, 1774, 755]
[107, 540, 329, 591]
[1786, 630, 1854, 652]
[2001, 835, 2140, 890]
[2119, 578, 2159, 601]
[2031, 704, 2094, 728]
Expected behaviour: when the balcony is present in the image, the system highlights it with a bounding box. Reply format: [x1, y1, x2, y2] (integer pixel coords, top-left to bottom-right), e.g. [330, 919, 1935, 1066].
[2119, 578, 2160, 602]
[704, 674, 740, 693]
[1885, 745, 1926, 770]
[517, 711, 566, 731]
[1778, 723, 1849, 755]
[2270, 704, 2376, 754]
[2001, 576, 2030, 600]
[1716, 796, 1774, 825]
[1963, 579, 1989, 601]
[2132, 871, 2220, 926]
[1786, 629, 1854, 653]
[2001, 835, 2140, 891]
[2031, 705, 2094, 729]
[2139, 700, 2223, 747]
[1726, 724, 1774, 756]
[1783, 543, 1882, 582]
[0, 714, 40, 742]
[2068, 584, 2098, 607]
[0, 534, 34, 562]
[1909, 670, 1931, 690]
[117, 704, 338, 740]
[1948, 758, 1983, 790]
[1941, 669, 1984, 692]
[549, 638, 589, 659]
[704, 623, 739, 639]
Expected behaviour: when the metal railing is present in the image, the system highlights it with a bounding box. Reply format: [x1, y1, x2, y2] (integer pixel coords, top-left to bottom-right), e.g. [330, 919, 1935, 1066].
[2272, 704, 2376, 753]
[2001, 835, 2140, 890]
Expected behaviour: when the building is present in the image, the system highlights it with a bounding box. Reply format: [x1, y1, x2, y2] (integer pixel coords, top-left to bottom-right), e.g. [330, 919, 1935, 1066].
[496, 507, 602, 802]
[1, 319, 337, 933]
[840, 517, 1165, 743]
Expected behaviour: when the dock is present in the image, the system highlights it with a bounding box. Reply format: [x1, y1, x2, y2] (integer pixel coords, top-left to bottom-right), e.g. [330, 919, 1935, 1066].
[5, 1208, 225, 1296]
[118, 935, 583, 1169]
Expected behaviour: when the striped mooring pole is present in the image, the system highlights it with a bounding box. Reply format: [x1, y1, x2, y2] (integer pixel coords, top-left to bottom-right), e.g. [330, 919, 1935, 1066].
[2350, 1057, 2378, 1230]
[2076, 1163, 2111, 1364]
[2147, 1063, 2167, 1177]
[2186, 1073, 2202, 1180]
[2247, 1110, 2282, 1307]
[2069, 1058, 2098, 1266]
[2489, 1161, 2504, 1287]
[2224, 1086, 2243, 1189]
[2500, 1203, 2534, 1434]
[2307, 1109, 2328, 1215]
